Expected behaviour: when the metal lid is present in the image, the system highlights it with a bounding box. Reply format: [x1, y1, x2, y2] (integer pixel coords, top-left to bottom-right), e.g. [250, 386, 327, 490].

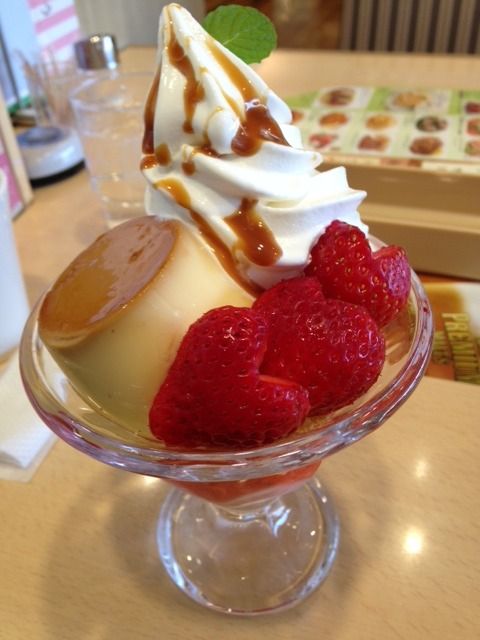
[74, 34, 119, 70]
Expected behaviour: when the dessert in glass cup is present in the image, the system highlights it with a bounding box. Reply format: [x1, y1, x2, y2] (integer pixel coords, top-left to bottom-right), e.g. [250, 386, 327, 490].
[20, 4, 433, 615]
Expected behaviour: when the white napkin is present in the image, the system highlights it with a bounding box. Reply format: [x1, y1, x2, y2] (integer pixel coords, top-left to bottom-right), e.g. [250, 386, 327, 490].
[0, 351, 56, 481]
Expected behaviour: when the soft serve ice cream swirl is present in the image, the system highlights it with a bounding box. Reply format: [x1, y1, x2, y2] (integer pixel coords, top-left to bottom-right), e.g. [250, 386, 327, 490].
[142, 3, 367, 290]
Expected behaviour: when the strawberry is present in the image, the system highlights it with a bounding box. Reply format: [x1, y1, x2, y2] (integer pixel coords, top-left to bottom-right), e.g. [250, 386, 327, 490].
[305, 221, 411, 327]
[149, 306, 310, 449]
[253, 277, 385, 415]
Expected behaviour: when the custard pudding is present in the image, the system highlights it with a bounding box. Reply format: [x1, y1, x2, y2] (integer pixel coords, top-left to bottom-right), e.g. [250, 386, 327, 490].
[39, 216, 252, 433]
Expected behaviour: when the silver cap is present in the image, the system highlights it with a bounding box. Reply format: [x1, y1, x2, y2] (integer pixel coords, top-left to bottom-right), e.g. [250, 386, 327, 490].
[74, 34, 119, 70]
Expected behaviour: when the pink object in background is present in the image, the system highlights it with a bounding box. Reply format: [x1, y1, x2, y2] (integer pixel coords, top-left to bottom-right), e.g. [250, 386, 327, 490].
[0, 169, 30, 359]
[0, 142, 21, 214]
[27, 0, 82, 61]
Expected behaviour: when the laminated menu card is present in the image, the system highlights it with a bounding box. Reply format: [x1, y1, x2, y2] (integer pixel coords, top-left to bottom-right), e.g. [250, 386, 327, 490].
[288, 86, 480, 167]
[424, 282, 480, 385]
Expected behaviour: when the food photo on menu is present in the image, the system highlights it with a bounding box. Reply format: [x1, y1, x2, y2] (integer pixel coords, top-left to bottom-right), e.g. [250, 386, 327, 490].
[289, 84, 480, 163]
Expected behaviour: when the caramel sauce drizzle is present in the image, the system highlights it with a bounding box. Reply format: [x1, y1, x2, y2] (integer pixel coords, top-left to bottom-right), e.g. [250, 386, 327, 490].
[167, 21, 204, 134]
[181, 159, 195, 175]
[156, 178, 191, 209]
[155, 143, 172, 165]
[141, 69, 172, 169]
[224, 93, 243, 120]
[141, 17, 284, 286]
[206, 40, 290, 156]
[154, 178, 261, 295]
[181, 144, 219, 176]
[141, 143, 172, 171]
[142, 22, 290, 175]
[207, 40, 257, 104]
[225, 199, 282, 267]
[232, 99, 290, 156]
[142, 68, 160, 154]
[141, 154, 157, 171]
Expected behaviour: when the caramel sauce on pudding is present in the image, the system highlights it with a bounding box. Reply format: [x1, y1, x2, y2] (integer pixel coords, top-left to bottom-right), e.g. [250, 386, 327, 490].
[39, 217, 177, 345]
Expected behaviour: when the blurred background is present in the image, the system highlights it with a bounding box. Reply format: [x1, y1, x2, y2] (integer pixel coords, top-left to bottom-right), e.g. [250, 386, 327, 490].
[74, 0, 480, 54]
[206, 0, 342, 49]
[1, 0, 479, 115]
[0, 0, 479, 218]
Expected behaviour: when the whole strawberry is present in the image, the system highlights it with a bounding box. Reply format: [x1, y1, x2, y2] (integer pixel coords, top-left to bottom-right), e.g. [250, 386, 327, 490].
[149, 306, 310, 448]
[253, 277, 385, 415]
[305, 221, 410, 326]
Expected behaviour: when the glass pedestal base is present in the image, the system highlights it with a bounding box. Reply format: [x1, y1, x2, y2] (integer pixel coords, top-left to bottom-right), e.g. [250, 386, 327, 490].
[157, 476, 339, 615]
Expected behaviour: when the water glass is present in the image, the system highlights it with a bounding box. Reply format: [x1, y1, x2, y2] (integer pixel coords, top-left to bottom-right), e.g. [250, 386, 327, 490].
[70, 71, 151, 227]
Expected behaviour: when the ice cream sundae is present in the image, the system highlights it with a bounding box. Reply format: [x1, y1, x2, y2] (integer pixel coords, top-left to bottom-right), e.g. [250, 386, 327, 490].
[38, 4, 411, 449]
[22, 4, 433, 615]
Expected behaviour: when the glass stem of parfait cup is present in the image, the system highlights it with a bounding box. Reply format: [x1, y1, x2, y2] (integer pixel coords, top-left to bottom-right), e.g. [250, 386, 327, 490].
[156, 473, 339, 615]
[19, 268, 433, 615]
[212, 495, 289, 526]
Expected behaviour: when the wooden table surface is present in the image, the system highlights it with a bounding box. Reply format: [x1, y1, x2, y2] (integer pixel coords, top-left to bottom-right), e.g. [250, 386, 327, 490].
[3, 48, 480, 639]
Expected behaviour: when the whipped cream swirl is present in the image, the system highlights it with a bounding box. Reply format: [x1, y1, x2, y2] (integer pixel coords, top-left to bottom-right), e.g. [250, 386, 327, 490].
[142, 3, 367, 290]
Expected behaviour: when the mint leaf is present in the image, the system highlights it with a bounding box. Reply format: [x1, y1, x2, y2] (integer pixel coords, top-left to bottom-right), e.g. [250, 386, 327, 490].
[202, 5, 277, 64]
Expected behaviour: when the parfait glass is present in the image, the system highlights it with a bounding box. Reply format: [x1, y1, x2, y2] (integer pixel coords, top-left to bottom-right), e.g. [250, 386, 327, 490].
[20, 268, 432, 616]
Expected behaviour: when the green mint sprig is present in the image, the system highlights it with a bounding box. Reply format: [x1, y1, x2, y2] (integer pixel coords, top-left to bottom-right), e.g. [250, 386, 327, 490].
[202, 4, 277, 64]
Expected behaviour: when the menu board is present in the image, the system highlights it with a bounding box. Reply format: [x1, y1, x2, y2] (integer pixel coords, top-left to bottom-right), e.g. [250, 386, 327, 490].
[287, 86, 480, 166]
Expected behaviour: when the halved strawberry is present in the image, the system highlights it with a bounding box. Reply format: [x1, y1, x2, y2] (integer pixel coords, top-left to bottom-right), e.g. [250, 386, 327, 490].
[305, 221, 411, 326]
[253, 277, 385, 415]
[149, 306, 310, 448]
